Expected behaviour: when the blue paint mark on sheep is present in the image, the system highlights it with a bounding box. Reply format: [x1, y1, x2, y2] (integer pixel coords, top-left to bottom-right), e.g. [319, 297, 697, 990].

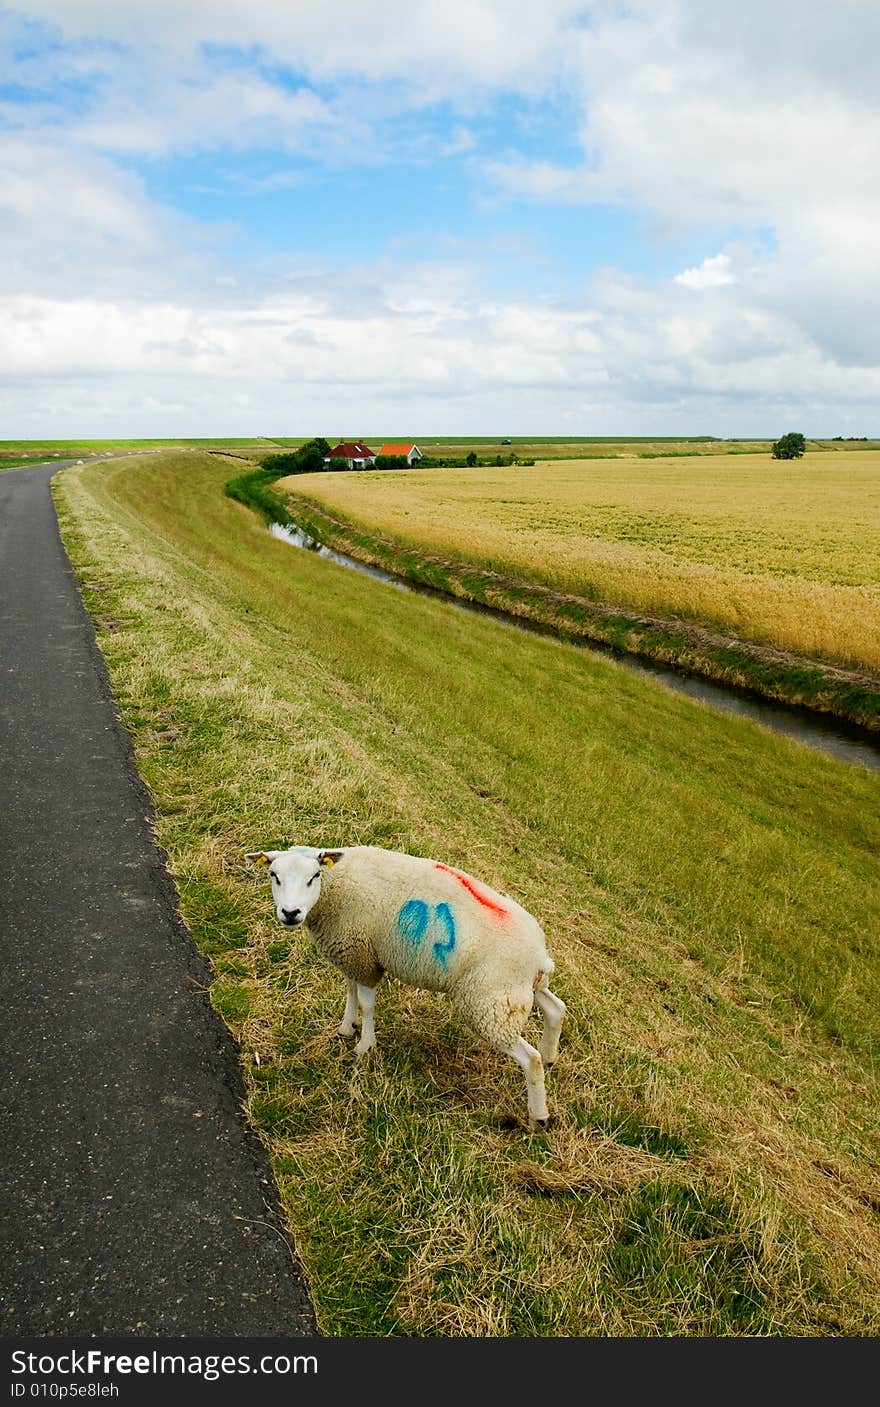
[397, 899, 430, 945]
[396, 898, 458, 966]
[432, 902, 456, 967]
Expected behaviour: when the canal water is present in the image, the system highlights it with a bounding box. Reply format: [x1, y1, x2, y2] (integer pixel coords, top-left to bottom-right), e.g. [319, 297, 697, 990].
[269, 520, 880, 773]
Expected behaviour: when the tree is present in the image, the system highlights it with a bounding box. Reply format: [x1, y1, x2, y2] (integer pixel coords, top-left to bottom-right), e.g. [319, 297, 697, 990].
[465, 451, 478, 466]
[771, 432, 806, 460]
[372, 455, 408, 471]
[292, 439, 327, 475]
[261, 437, 329, 475]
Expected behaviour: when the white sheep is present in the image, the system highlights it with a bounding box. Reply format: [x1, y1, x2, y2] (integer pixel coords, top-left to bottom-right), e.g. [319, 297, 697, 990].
[246, 845, 566, 1130]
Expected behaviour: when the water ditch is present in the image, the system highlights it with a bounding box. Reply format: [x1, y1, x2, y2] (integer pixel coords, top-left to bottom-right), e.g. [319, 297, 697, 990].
[269, 519, 880, 773]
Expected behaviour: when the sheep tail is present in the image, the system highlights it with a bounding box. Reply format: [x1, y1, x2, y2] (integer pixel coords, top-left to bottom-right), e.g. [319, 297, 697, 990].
[533, 958, 555, 991]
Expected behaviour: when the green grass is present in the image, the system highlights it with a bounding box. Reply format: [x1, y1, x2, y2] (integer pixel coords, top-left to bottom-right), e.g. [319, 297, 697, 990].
[53, 448, 880, 1336]
[225, 464, 297, 525]
[0, 437, 287, 453]
[0, 438, 288, 472]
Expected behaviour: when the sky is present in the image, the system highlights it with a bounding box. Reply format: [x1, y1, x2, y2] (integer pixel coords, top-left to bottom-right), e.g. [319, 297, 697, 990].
[1, 1, 878, 438]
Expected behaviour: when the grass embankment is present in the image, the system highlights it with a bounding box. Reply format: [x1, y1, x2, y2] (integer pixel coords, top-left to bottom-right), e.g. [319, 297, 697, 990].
[280, 455, 880, 728]
[55, 449, 880, 1336]
[0, 438, 286, 472]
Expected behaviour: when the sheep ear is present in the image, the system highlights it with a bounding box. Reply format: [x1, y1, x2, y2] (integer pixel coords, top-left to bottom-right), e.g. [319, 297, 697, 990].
[318, 849, 344, 868]
[245, 850, 280, 867]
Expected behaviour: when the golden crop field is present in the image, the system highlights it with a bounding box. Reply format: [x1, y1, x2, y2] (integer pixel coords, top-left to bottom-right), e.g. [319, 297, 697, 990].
[284, 451, 880, 673]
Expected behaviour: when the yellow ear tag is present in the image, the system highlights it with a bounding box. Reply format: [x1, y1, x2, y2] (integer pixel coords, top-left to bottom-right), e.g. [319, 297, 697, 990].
[320, 855, 335, 867]
[255, 853, 269, 867]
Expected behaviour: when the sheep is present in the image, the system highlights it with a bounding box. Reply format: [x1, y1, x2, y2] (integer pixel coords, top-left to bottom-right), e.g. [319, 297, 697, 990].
[246, 845, 566, 1130]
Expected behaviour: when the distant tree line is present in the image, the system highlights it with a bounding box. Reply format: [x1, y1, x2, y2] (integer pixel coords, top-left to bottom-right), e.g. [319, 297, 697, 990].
[416, 451, 534, 468]
[261, 441, 535, 473]
[326, 451, 533, 470]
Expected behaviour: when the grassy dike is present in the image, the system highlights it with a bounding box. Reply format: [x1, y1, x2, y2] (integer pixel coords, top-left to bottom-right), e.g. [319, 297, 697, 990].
[279, 493, 880, 732]
[54, 450, 880, 1336]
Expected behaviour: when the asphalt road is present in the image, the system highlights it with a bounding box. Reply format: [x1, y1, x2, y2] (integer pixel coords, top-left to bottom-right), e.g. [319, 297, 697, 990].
[0, 462, 317, 1337]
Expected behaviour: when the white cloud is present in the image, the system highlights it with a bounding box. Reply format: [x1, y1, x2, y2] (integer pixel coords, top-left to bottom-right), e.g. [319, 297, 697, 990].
[488, 2, 880, 226]
[3, 251, 878, 438]
[675, 255, 735, 290]
[485, 0, 880, 400]
[69, 72, 348, 158]
[0, 132, 227, 304]
[0, 136, 148, 241]
[7, 2, 592, 100]
[1, 1, 878, 434]
[1, 3, 592, 173]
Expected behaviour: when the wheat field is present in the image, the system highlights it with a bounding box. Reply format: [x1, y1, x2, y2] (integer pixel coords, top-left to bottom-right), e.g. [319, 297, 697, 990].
[284, 452, 880, 672]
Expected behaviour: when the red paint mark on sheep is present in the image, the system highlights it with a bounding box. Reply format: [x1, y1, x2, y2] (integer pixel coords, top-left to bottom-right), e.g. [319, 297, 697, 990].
[434, 863, 510, 920]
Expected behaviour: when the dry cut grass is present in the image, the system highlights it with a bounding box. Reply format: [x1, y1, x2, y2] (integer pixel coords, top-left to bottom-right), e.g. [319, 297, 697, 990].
[54, 450, 880, 1336]
[284, 452, 880, 672]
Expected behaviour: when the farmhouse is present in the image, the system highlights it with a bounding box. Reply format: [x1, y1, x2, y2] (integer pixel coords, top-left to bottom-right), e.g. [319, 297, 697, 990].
[323, 441, 376, 469]
[377, 442, 423, 465]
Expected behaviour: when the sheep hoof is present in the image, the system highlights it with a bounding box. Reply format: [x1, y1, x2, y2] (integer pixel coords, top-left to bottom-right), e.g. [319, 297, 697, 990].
[337, 1023, 359, 1039]
[528, 1116, 552, 1133]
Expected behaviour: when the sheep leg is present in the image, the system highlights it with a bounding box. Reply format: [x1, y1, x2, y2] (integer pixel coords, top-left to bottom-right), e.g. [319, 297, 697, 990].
[337, 977, 360, 1038]
[504, 1036, 549, 1130]
[534, 986, 566, 1068]
[354, 983, 377, 1055]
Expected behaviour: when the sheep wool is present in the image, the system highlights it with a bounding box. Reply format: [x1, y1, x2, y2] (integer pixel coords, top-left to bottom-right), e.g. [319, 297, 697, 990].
[248, 844, 566, 1130]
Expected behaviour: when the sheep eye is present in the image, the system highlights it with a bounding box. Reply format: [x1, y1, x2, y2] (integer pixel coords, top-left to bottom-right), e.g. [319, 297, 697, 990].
[307, 871, 320, 886]
[270, 872, 279, 884]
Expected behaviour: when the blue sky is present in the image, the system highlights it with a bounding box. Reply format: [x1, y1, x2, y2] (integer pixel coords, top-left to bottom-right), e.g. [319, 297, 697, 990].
[1, 1, 878, 437]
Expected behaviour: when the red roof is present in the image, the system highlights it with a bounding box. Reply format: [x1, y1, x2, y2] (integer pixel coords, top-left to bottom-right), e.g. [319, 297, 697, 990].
[325, 441, 375, 459]
[377, 443, 419, 456]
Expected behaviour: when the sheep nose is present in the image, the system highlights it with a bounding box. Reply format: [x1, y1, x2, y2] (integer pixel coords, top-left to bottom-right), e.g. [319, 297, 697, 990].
[281, 907, 302, 926]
